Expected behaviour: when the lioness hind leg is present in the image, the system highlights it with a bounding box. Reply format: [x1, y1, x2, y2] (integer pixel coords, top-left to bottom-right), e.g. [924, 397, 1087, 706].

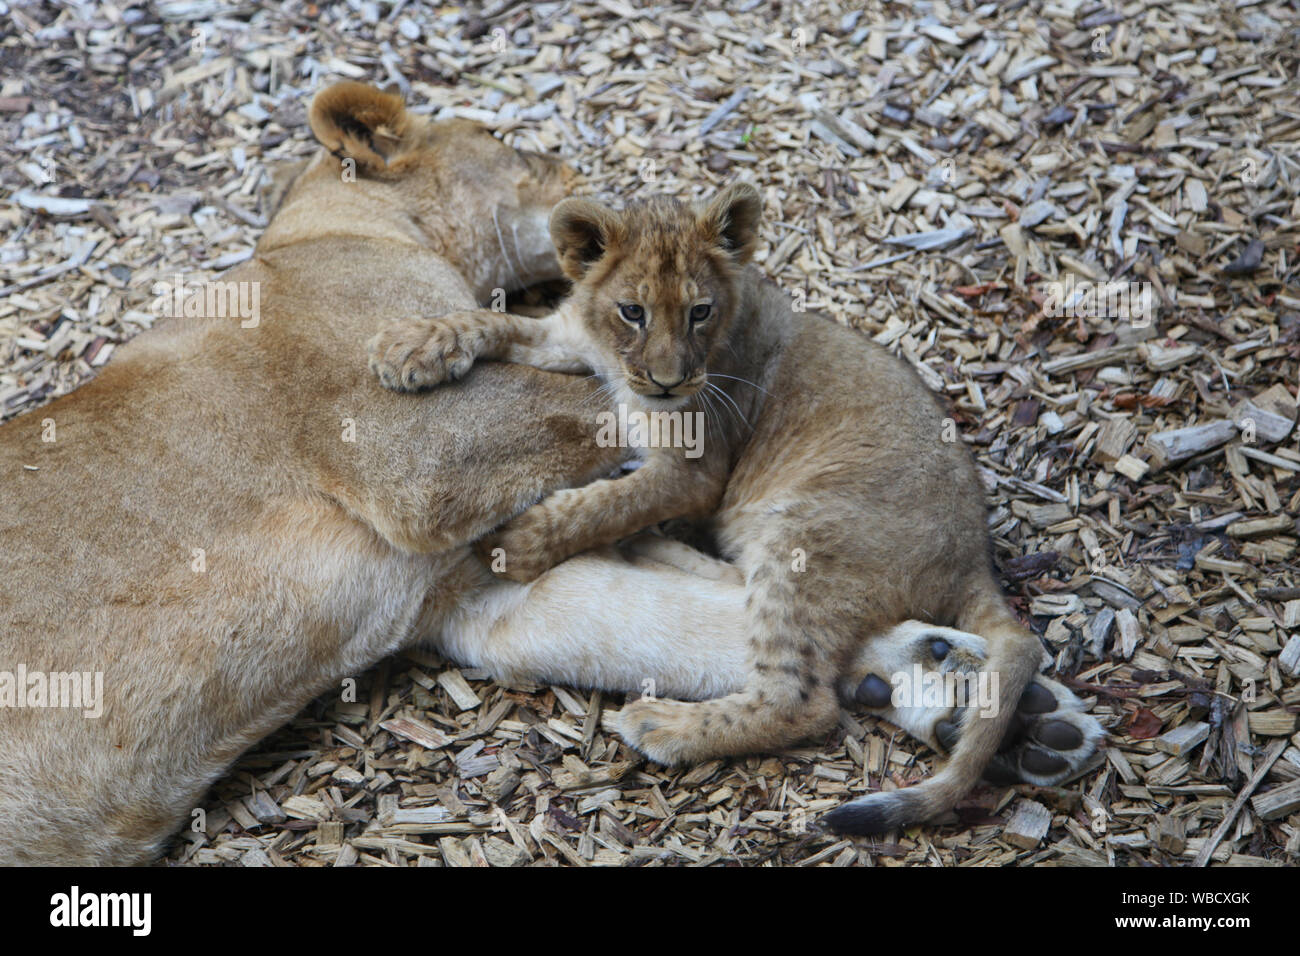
[436, 546, 749, 703]
[840, 620, 1105, 786]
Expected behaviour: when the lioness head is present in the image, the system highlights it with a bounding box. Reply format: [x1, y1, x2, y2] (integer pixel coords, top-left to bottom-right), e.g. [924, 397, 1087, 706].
[550, 183, 762, 409]
[270, 81, 576, 295]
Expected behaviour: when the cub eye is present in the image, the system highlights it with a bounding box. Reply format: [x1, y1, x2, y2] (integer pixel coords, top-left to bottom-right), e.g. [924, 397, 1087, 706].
[619, 303, 645, 326]
[689, 303, 712, 323]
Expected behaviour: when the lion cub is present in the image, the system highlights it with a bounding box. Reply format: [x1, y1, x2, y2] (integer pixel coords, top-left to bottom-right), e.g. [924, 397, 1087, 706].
[367, 184, 1098, 833]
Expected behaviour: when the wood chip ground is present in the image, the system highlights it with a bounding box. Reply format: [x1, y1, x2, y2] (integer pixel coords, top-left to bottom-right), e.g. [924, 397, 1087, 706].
[2, 0, 1298, 866]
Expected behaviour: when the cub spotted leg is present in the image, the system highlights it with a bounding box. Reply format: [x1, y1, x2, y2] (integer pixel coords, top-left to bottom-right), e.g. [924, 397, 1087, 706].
[604, 546, 845, 764]
[837, 620, 1106, 789]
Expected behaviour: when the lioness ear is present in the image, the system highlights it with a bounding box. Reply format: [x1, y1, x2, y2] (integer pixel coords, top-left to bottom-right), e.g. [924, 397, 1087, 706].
[700, 182, 762, 264]
[308, 81, 410, 173]
[550, 198, 621, 281]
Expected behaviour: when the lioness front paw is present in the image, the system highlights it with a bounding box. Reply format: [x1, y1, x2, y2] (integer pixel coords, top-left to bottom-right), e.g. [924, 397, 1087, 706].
[366, 313, 489, 392]
[842, 621, 1105, 787]
[475, 505, 568, 583]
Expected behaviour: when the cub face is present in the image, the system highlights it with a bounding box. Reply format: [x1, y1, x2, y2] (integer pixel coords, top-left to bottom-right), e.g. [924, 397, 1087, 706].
[550, 183, 763, 410]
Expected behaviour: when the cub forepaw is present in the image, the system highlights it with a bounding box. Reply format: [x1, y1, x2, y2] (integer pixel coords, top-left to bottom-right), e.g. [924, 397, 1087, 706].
[475, 507, 565, 583]
[366, 314, 487, 392]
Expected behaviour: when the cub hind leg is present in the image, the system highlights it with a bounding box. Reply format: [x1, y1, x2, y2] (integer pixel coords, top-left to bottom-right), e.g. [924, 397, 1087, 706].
[605, 546, 847, 764]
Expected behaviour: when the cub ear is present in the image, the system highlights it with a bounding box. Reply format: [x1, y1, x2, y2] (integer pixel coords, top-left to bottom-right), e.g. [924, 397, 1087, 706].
[699, 182, 763, 264]
[550, 198, 622, 281]
[308, 81, 411, 173]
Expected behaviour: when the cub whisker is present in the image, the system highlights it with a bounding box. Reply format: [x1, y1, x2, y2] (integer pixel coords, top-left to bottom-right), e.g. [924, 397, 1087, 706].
[706, 372, 771, 397]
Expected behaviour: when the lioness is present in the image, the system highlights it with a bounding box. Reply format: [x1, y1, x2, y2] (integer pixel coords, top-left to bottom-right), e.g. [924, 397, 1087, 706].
[368, 185, 1105, 833]
[0, 82, 760, 865]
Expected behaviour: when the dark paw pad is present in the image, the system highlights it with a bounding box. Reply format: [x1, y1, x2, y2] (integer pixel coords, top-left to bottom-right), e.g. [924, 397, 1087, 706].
[982, 761, 1022, 786]
[1020, 745, 1069, 776]
[855, 674, 893, 708]
[1034, 718, 1083, 751]
[982, 696, 1099, 787]
[1017, 682, 1058, 715]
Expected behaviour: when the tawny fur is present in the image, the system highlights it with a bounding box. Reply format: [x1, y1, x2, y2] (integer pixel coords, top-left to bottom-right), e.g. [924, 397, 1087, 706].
[1, 84, 1099, 862]
[0, 83, 758, 864]
[369, 184, 1083, 833]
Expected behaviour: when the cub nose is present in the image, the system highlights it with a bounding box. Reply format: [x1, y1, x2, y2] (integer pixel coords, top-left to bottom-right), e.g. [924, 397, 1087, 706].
[647, 372, 686, 390]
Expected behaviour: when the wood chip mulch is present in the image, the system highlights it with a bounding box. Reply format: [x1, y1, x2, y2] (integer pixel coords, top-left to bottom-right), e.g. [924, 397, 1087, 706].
[2, 0, 1298, 866]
